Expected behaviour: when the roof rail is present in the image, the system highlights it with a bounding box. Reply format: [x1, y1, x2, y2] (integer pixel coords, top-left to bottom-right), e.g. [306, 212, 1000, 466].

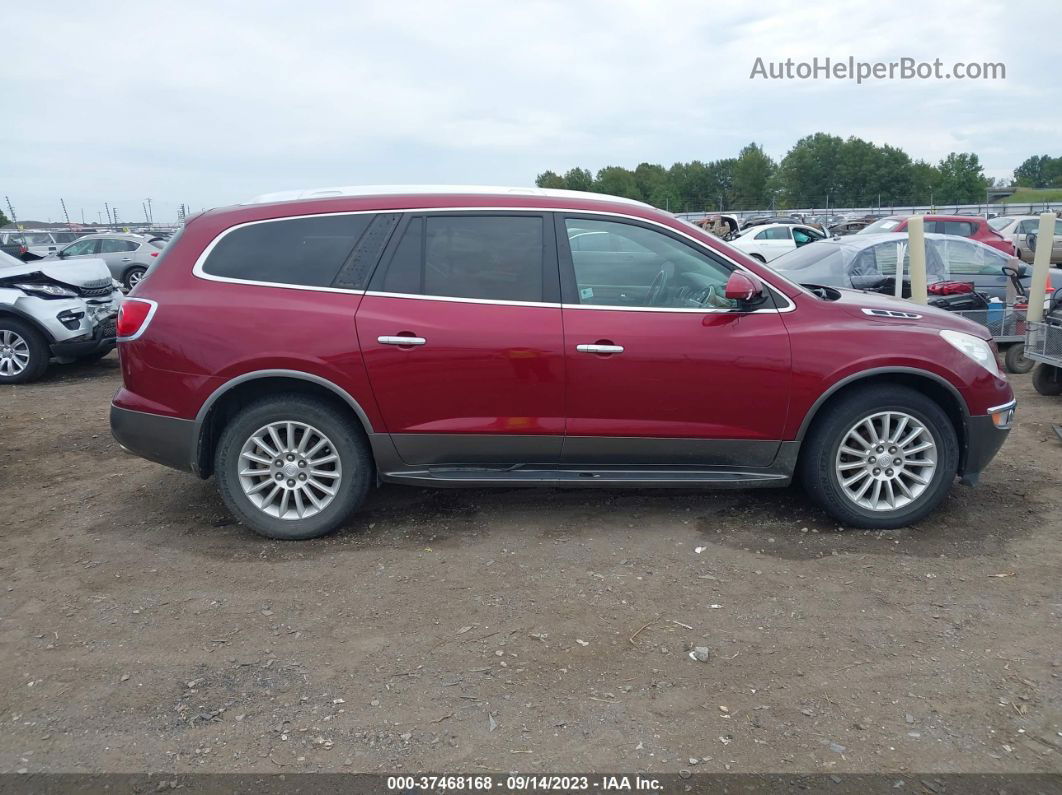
[242, 185, 652, 208]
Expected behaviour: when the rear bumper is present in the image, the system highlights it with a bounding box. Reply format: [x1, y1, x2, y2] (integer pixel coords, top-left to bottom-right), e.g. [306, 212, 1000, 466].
[110, 405, 197, 474]
[959, 400, 1015, 485]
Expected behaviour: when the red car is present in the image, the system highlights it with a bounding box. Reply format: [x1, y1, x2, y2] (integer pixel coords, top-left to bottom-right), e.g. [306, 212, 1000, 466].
[110, 187, 1015, 539]
[860, 214, 1016, 256]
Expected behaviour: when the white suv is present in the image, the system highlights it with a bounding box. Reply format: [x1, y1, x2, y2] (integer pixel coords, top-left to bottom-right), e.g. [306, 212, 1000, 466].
[0, 250, 122, 383]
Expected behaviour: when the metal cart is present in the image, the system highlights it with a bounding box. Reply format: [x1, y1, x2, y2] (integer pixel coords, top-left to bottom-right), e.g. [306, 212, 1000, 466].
[1024, 319, 1062, 395]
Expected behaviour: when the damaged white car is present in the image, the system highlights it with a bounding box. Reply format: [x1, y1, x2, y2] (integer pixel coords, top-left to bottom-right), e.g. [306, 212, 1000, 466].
[0, 250, 122, 383]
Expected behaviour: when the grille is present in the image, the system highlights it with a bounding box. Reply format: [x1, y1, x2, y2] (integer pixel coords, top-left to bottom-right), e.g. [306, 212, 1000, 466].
[99, 318, 117, 339]
[78, 285, 115, 298]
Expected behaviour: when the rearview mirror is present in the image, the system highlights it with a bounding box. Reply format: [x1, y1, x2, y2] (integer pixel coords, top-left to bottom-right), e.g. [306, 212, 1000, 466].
[724, 271, 765, 303]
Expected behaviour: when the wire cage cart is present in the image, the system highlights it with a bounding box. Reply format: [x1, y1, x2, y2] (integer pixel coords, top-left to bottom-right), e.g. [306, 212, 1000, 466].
[950, 303, 1031, 374]
[1024, 319, 1062, 395]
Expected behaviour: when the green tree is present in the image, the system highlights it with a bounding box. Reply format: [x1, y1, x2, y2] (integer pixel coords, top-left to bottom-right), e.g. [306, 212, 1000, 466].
[936, 152, 988, 204]
[593, 166, 642, 200]
[535, 170, 565, 189]
[776, 132, 845, 208]
[731, 143, 775, 210]
[910, 160, 940, 204]
[562, 167, 594, 192]
[0, 209, 9, 227]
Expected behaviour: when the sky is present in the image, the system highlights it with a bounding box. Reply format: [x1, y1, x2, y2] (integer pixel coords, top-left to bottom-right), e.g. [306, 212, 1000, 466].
[4, 1, 1059, 223]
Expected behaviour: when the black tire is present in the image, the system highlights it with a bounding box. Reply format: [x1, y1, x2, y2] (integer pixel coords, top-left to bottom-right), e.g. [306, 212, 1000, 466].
[123, 266, 147, 291]
[1032, 364, 1062, 396]
[214, 394, 373, 539]
[799, 384, 959, 529]
[1003, 343, 1034, 375]
[0, 317, 49, 384]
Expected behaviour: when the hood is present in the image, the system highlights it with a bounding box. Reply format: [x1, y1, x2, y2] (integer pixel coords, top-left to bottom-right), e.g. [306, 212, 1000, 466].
[0, 257, 113, 289]
[830, 287, 994, 339]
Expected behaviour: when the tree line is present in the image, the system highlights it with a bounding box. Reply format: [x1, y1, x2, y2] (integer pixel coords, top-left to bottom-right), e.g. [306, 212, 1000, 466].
[536, 133, 1048, 212]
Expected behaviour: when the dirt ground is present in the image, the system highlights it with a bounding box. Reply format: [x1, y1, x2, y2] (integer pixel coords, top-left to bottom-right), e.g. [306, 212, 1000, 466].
[1, 354, 1060, 776]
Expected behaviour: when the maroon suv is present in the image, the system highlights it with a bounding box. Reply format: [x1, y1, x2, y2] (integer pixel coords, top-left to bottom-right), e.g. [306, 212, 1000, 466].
[111, 187, 1016, 540]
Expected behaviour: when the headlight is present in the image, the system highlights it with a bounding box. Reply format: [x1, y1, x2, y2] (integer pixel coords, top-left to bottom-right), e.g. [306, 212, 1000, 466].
[14, 282, 78, 299]
[940, 329, 1001, 377]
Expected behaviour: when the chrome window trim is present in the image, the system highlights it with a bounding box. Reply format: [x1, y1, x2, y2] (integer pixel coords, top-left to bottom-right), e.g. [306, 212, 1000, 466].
[190, 206, 799, 313]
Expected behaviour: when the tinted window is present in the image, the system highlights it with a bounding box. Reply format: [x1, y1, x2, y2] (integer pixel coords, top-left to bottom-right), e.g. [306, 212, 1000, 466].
[99, 238, 139, 253]
[988, 216, 1012, 231]
[564, 218, 737, 309]
[939, 221, 975, 237]
[203, 214, 373, 287]
[379, 215, 544, 302]
[792, 227, 821, 245]
[858, 217, 902, 234]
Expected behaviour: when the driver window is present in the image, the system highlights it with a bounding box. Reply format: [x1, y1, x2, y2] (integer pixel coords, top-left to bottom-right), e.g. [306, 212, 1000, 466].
[564, 218, 737, 310]
[63, 239, 99, 256]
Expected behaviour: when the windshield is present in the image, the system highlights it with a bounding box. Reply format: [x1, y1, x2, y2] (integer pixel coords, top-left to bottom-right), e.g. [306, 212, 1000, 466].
[987, 216, 1013, 231]
[858, 218, 902, 234]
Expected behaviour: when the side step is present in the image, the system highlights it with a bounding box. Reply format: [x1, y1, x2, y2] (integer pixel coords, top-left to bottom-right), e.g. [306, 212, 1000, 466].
[381, 465, 790, 489]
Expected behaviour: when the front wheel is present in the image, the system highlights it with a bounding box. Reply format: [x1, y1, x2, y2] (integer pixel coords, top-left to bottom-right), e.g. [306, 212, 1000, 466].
[214, 394, 373, 539]
[1003, 343, 1034, 374]
[799, 385, 959, 529]
[1032, 364, 1062, 396]
[0, 319, 49, 384]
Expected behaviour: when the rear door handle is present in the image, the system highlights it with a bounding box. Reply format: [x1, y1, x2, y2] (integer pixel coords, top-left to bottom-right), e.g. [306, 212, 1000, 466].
[577, 343, 624, 354]
[378, 335, 427, 346]
[121, 258, 132, 262]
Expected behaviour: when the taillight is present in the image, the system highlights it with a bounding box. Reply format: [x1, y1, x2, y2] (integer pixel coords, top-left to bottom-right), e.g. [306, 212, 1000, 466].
[150, 252, 159, 257]
[19, 245, 26, 254]
[116, 298, 158, 341]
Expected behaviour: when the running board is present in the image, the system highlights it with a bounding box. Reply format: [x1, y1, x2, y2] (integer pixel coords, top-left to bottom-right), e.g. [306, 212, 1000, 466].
[381, 465, 791, 489]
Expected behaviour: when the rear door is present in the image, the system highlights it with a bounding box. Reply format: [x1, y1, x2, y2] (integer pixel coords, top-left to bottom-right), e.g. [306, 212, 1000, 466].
[556, 214, 791, 466]
[356, 212, 565, 465]
[98, 238, 139, 278]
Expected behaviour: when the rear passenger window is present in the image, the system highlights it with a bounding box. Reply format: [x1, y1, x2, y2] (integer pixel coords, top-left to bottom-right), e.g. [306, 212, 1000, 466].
[203, 214, 373, 287]
[378, 215, 544, 302]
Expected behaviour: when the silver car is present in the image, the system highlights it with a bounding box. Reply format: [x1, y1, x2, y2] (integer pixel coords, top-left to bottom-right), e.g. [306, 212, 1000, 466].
[987, 215, 1062, 263]
[51, 233, 165, 289]
[0, 250, 122, 383]
[0, 229, 82, 259]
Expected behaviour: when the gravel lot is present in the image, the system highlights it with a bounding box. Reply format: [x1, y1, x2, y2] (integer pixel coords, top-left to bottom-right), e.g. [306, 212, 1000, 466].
[1, 355, 1060, 775]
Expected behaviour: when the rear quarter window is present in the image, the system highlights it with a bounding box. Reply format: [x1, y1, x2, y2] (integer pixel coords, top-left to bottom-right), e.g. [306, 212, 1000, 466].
[202, 214, 376, 288]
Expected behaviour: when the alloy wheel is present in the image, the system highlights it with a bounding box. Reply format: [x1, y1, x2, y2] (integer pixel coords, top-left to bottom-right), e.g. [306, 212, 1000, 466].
[0, 330, 31, 377]
[237, 421, 343, 520]
[834, 411, 937, 511]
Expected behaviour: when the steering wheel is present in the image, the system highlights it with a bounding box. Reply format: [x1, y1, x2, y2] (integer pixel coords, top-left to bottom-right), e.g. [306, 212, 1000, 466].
[645, 261, 676, 306]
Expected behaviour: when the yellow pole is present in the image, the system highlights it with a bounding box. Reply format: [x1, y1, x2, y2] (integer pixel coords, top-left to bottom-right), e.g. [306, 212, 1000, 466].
[1025, 212, 1055, 323]
[907, 215, 928, 304]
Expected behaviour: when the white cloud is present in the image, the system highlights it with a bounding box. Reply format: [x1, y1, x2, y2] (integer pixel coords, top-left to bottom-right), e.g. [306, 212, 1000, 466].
[3, 0, 1058, 221]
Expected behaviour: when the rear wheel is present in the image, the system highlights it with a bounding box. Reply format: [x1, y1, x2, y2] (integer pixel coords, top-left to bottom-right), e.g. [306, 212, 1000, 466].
[0, 319, 49, 384]
[215, 394, 372, 539]
[123, 266, 147, 291]
[1003, 343, 1034, 374]
[800, 385, 958, 529]
[1032, 364, 1062, 396]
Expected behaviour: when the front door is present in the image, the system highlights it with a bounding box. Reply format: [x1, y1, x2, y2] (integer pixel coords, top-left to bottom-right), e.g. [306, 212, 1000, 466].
[556, 215, 791, 467]
[356, 212, 565, 465]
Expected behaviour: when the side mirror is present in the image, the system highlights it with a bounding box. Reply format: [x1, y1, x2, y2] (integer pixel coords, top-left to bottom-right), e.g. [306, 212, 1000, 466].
[57, 250, 67, 258]
[724, 271, 766, 303]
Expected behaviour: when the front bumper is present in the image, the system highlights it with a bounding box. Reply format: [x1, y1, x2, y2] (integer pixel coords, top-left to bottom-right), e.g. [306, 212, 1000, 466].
[959, 399, 1015, 485]
[51, 313, 116, 357]
[110, 405, 198, 474]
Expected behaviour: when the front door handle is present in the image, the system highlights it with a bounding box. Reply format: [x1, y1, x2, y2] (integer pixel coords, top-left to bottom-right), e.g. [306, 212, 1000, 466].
[378, 335, 427, 346]
[577, 343, 624, 354]
[121, 258, 132, 262]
